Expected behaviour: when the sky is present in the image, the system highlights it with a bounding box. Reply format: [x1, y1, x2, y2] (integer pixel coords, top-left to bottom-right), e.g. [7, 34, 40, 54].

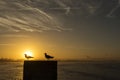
[0, 0, 120, 60]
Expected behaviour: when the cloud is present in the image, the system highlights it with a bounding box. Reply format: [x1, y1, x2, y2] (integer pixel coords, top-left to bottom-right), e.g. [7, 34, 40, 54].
[0, 0, 70, 33]
[107, 0, 120, 17]
[0, 34, 29, 38]
[0, 0, 119, 33]
[54, 0, 71, 14]
[0, 43, 15, 46]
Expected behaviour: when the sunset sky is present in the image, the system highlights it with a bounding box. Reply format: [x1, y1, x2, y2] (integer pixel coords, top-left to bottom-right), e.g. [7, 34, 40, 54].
[0, 0, 120, 60]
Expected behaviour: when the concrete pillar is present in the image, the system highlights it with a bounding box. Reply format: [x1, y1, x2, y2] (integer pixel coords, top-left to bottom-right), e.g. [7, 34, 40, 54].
[23, 60, 57, 80]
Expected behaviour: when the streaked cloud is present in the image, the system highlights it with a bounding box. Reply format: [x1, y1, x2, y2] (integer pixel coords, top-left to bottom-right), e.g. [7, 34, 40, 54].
[0, 43, 15, 46]
[107, 0, 120, 17]
[0, 0, 70, 33]
[0, 34, 29, 38]
[0, 0, 119, 33]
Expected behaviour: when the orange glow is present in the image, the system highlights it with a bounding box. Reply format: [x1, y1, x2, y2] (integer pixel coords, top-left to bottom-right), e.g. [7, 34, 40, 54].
[24, 50, 33, 57]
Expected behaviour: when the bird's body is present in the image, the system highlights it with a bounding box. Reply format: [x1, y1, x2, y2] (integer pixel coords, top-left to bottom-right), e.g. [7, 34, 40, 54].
[24, 54, 33, 60]
[44, 53, 54, 60]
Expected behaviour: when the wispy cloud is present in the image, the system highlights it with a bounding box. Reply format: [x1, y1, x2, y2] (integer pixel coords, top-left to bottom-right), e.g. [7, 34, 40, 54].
[0, 0, 119, 33]
[0, 34, 29, 38]
[0, 0, 70, 33]
[0, 43, 15, 46]
[54, 0, 71, 14]
[107, 0, 120, 17]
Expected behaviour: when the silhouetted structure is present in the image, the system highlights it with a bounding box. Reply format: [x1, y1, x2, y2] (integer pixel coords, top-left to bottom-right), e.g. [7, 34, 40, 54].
[44, 53, 54, 60]
[23, 60, 57, 80]
[24, 54, 34, 60]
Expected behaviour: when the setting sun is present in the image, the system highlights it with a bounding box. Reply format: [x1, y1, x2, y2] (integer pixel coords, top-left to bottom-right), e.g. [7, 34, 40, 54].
[24, 50, 33, 57]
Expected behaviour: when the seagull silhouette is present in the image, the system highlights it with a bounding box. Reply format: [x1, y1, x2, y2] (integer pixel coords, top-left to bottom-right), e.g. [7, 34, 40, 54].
[44, 53, 54, 60]
[24, 54, 34, 60]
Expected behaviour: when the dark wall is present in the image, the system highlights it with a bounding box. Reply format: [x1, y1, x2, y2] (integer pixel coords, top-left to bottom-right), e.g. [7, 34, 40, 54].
[23, 60, 57, 80]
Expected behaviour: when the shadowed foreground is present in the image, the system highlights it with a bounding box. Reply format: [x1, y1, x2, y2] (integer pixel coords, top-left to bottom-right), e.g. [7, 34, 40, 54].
[23, 60, 57, 80]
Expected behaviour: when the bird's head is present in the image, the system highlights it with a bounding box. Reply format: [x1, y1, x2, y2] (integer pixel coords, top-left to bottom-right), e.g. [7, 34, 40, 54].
[44, 53, 47, 55]
[24, 54, 27, 57]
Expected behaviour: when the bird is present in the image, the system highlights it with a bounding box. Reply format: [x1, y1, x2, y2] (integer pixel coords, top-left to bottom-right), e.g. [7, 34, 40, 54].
[24, 54, 34, 60]
[44, 53, 54, 60]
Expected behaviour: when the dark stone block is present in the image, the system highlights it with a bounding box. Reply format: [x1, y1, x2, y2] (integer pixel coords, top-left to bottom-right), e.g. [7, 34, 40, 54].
[23, 60, 57, 80]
